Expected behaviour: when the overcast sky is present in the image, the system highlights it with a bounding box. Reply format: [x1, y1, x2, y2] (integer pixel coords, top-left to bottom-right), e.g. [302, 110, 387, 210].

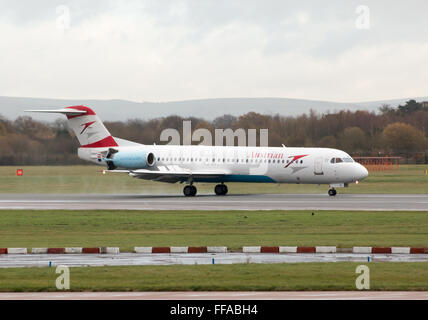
[0, 0, 427, 102]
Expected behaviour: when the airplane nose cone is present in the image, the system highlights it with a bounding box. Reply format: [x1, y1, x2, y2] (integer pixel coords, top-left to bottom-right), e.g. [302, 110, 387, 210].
[356, 163, 368, 181]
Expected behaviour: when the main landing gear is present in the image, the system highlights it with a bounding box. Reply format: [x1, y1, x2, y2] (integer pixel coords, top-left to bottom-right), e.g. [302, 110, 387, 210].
[183, 185, 197, 197]
[215, 184, 228, 196]
[328, 188, 337, 196]
[183, 184, 228, 197]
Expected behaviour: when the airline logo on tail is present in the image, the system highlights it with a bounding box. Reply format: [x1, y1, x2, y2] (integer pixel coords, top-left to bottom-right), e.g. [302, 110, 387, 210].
[80, 121, 96, 134]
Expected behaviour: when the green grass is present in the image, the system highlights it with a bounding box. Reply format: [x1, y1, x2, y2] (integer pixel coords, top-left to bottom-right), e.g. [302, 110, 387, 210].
[0, 164, 427, 194]
[1, 210, 427, 251]
[1, 263, 428, 291]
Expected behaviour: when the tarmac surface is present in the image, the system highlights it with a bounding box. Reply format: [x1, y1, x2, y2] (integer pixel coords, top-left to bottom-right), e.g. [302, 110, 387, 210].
[1, 253, 428, 268]
[0, 193, 427, 210]
[1, 291, 428, 300]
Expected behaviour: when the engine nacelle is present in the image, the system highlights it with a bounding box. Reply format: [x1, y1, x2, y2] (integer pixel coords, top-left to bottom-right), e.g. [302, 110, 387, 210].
[105, 149, 155, 170]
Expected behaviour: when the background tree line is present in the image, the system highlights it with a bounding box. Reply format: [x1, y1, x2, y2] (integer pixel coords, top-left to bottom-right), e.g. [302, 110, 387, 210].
[0, 99, 427, 165]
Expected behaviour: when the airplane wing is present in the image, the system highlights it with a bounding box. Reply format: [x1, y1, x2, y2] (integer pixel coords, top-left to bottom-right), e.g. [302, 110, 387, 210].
[106, 166, 230, 183]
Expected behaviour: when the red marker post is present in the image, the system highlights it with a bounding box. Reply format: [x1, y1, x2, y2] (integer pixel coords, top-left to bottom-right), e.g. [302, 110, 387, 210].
[16, 169, 23, 176]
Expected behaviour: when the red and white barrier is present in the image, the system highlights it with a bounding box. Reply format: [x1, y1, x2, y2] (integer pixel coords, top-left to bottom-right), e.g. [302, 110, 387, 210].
[171, 246, 188, 253]
[48, 248, 65, 254]
[279, 246, 297, 253]
[82, 247, 100, 254]
[391, 247, 410, 254]
[31, 248, 48, 254]
[244, 246, 328, 253]
[243, 246, 261, 253]
[352, 247, 372, 254]
[208, 246, 227, 253]
[0, 246, 426, 254]
[316, 246, 336, 253]
[352, 246, 428, 254]
[65, 247, 82, 254]
[410, 248, 428, 254]
[6, 248, 27, 254]
[371, 247, 391, 254]
[134, 246, 226, 253]
[134, 247, 152, 253]
[104, 247, 120, 254]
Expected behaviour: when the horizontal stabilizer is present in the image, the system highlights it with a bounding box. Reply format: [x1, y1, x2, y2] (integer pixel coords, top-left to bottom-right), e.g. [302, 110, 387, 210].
[25, 109, 87, 115]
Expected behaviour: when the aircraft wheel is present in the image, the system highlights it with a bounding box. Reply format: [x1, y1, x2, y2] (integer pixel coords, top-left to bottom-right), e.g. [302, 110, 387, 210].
[221, 184, 228, 195]
[215, 184, 228, 196]
[184, 185, 196, 197]
[328, 188, 337, 196]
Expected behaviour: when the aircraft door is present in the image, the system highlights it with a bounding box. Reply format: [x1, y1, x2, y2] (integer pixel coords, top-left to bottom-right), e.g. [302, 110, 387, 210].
[314, 157, 324, 175]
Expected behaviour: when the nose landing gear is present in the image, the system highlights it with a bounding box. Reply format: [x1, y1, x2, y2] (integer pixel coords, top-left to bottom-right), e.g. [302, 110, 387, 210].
[214, 184, 228, 196]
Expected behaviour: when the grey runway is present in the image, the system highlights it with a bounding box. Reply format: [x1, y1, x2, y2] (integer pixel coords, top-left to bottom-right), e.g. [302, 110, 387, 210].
[1, 253, 428, 268]
[0, 193, 427, 210]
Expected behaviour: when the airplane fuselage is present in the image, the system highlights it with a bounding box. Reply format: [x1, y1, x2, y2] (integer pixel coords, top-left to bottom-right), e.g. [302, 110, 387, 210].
[79, 145, 368, 185]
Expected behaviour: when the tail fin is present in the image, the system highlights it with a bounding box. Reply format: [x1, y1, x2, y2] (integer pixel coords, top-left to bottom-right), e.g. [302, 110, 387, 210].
[26, 106, 118, 148]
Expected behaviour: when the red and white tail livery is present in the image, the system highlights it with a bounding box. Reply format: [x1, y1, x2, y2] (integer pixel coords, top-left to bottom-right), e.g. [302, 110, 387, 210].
[27, 106, 118, 148]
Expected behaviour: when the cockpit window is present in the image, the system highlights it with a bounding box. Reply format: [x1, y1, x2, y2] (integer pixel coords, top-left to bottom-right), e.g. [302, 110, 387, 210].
[331, 157, 354, 164]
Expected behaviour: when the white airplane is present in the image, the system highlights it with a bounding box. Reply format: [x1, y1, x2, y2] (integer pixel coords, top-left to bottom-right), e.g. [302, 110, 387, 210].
[27, 106, 368, 197]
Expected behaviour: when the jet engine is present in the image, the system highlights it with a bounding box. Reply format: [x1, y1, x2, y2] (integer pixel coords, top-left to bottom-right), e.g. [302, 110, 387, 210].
[104, 148, 155, 170]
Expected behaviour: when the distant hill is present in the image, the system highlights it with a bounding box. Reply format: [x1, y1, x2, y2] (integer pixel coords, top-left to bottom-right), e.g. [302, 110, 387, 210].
[0, 96, 427, 122]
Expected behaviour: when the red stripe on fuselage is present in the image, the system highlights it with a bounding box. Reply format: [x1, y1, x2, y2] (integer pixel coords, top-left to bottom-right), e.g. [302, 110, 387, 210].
[80, 136, 118, 148]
